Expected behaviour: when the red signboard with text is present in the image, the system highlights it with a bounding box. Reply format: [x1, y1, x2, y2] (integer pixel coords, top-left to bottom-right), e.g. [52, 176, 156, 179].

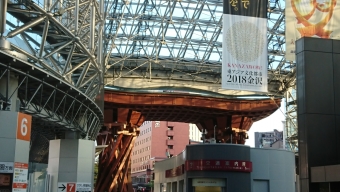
[13, 162, 29, 192]
[165, 164, 185, 178]
[185, 160, 252, 172]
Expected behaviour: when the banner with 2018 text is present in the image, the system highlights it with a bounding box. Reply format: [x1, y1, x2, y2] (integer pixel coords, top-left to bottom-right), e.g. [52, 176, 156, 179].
[222, 0, 268, 93]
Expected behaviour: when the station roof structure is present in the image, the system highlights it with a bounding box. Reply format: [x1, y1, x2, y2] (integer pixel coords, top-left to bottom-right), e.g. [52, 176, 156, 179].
[2, 0, 295, 163]
[103, 0, 292, 96]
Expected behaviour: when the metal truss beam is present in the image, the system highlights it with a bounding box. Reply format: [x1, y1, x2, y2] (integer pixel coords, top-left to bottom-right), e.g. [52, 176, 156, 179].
[0, 59, 102, 139]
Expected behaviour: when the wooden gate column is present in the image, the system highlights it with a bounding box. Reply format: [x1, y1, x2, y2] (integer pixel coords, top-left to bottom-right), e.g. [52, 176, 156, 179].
[95, 127, 138, 192]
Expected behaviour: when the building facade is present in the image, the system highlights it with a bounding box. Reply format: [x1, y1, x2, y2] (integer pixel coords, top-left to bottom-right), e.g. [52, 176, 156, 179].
[131, 121, 192, 183]
[154, 144, 296, 192]
[189, 124, 201, 142]
[254, 129, 283, 149]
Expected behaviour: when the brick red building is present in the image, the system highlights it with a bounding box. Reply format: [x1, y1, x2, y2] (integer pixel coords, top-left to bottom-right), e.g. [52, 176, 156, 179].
[131, 121, 190, 183]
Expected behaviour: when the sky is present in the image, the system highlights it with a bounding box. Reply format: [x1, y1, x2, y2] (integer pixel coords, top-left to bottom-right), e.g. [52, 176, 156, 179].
[244, 103, 286, 147]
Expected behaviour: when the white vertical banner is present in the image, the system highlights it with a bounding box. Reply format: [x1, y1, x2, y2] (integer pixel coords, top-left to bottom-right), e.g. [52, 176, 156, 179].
[285, 0, 340, 61]
[222, 15, 268, 92]
[12, 162, 28, 192]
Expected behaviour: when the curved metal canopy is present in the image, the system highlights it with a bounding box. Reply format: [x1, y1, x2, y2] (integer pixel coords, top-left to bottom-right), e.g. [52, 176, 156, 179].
[2, 0, 298, 162]
[4, 0, 292, 99]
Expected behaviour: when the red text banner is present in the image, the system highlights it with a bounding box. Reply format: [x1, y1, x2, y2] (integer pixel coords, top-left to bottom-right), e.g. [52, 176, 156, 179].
[165, 164, 185, 178]
[185, 160, 252, 172]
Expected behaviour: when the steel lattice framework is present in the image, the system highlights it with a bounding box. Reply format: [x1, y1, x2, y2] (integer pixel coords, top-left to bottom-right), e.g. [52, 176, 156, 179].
[3, 0, 298, 155]
[102, 0, 297, 151]
[103, 0, 293, 94]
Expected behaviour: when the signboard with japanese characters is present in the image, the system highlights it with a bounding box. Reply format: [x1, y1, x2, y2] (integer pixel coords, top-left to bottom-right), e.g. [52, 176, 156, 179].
[192, 178, 225, 187]
[12, 162, 28, 192]
[76, 183, 91, 192]
[0, 162, 14, 173]
[12, 163, 28, 192]
[185, 160, 252, 172]
[165, 164, 185, 178]
[12, 183, 27, 192]
[58, 182, 91, 192]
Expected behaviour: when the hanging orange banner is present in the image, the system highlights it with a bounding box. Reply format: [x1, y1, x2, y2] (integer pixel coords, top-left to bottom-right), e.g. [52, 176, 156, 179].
[286, 0, 339, 61]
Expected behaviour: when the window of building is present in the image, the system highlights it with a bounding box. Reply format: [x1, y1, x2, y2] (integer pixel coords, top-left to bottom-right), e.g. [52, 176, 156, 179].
[168, 136, 173, 140]
[168, 126, 173, 130]
[168, 145, 173, 149]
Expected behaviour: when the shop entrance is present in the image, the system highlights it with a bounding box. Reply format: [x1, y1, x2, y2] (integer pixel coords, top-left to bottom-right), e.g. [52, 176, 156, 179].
[192, 178, 225, 192]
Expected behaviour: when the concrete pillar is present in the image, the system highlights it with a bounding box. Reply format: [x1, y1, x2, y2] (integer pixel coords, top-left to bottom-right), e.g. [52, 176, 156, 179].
[47, 139, 95, 192]
[296, 37, 340, 191]
[0, 111, 32, 192]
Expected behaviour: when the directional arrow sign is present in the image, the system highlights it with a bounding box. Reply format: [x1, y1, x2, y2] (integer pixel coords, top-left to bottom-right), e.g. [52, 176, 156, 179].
[58, 183, 67, 192]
